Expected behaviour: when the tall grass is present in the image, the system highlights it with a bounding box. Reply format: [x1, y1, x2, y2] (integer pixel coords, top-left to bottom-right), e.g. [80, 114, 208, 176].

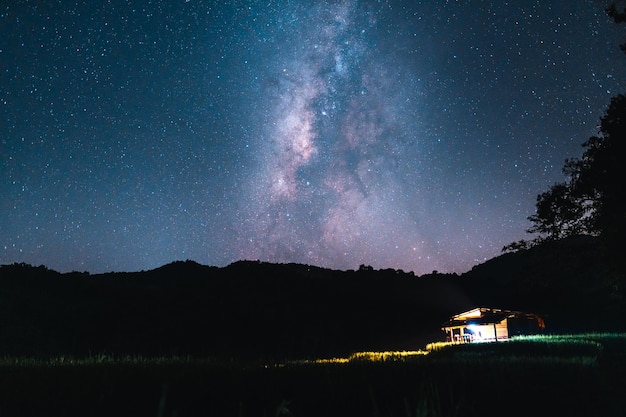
[0, 333, 624, 417]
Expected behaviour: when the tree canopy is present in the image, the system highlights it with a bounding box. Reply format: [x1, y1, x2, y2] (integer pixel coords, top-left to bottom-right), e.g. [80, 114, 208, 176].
[505, 3, 626, 253]
[508, 93, 626, 252]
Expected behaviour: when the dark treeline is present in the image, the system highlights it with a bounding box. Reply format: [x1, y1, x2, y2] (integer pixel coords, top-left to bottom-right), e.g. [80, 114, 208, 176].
[501, 4, 626, 303]
[0, 261, 468, 360]
[1, 234, 623, 361]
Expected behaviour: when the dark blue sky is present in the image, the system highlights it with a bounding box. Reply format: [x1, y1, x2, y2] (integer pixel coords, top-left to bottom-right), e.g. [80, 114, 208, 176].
[2, 1, 626, 274]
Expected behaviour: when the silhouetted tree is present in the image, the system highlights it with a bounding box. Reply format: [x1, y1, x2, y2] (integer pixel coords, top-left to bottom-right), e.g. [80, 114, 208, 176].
[564, 94, 626, 246]
[526, 182, 590, 242]
[607, 2, 626, 52]
[501, 239, 528, 254]
[505, 4, 626, 253]
[511, 95, 626, 252]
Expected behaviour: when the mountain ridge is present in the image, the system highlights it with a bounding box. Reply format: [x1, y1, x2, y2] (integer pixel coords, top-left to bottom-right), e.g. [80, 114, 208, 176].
[1, 235, 623, 360]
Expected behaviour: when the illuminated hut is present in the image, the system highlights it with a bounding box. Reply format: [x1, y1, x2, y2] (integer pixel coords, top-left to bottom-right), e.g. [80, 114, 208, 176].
[442, 307, 545, 343]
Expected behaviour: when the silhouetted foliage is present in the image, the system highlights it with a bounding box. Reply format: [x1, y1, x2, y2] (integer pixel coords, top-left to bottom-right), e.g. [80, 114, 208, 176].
[501, 239, 528, 253]
[565, 94, 626, 246]
[520, 94, 626, 250]
[507, 5, 626, 255]
[607, 2, 626, 52]
[526, 182, 590, 242]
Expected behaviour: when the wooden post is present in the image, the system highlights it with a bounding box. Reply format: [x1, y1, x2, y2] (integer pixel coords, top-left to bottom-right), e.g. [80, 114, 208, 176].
[493, 323, 498, 342]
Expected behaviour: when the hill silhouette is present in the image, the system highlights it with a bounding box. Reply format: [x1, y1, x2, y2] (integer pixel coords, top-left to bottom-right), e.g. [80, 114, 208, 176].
[1, 235, 623, 360]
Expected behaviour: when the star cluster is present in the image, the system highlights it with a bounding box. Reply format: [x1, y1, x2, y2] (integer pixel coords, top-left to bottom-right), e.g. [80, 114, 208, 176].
[2, 1, 626, 274]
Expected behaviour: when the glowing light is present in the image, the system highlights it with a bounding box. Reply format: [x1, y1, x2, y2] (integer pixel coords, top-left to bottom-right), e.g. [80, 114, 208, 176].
[292, 350, 429, 365]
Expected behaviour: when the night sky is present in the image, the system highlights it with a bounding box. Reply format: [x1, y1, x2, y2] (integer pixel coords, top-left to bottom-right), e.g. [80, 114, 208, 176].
[2, 1, 626, 275]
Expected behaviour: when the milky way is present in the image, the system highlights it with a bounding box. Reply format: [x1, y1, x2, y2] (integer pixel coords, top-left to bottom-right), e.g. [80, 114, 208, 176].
[237, 1, 432, 272]
[2, 1, 626, 274]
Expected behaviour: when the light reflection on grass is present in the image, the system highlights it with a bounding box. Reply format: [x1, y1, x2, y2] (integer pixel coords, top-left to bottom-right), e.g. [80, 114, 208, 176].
[293, 350, 430, 365]
[2, 333, 623, 369]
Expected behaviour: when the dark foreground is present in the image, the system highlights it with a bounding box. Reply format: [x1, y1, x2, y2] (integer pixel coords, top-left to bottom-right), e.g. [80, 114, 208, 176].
[0, 333, 624, 417]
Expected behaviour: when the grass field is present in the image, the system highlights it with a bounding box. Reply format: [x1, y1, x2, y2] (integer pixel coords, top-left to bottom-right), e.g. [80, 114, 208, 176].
[0, 333, 624, 417]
